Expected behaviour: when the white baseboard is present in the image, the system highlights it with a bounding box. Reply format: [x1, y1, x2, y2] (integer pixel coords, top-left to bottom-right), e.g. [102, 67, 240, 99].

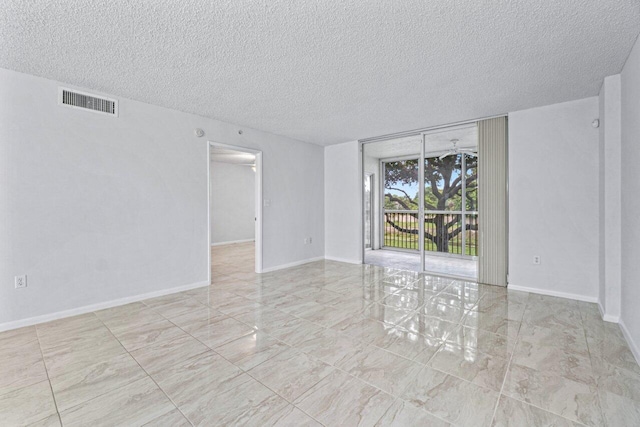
[261, 256, 325, 273]
[0, 279, 209, 333]
[507, 284, 598, 303]
[618, 318, 640, 367]
[211, 239, 254, 247]
[597, 300, 605, 318]
[596, 299, 621, 323]
[324, 256, 362, 264]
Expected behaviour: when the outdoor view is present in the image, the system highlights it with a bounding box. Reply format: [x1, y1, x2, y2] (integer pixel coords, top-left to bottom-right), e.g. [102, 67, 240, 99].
[384, 154, 478, 256]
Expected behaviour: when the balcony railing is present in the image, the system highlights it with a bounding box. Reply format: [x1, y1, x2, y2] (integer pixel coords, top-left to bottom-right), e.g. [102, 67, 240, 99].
[384, 210, 478, 257]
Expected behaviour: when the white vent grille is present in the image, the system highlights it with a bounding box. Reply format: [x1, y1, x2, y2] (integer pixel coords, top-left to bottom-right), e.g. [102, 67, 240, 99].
[59, 88, 118, 116]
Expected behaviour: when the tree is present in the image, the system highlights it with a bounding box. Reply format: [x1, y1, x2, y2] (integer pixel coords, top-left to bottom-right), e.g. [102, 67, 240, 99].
[384, 156, 478, 253]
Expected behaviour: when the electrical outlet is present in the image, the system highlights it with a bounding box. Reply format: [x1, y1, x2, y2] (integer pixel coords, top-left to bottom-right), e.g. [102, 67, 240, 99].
[15, 275, 27, 289]
[263, 199, 271, 207]
[533, 256, 541, 265]
[303, 238, 309, 244]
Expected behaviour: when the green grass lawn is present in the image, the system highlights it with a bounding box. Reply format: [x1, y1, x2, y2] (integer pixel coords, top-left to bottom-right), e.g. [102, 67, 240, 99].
[383, 214, 478, 256]
[384, 231, 478, 256]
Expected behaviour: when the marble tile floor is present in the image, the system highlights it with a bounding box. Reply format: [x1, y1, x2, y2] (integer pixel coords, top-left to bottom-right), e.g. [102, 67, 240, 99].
[365, 248, 478, 279]
[1, 244, 639, 425]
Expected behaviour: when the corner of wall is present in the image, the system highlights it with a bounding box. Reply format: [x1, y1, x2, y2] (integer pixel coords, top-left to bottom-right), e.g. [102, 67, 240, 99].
[323, 141, 362, 262]
[619, 318, 640, 367]
[508, 97, 600, 301]
[619, 30, 640, 369]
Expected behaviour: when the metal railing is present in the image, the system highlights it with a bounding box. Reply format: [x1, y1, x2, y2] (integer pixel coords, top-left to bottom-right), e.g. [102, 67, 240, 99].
[383, 211, 420, 250]
[384, 210, 478, 257]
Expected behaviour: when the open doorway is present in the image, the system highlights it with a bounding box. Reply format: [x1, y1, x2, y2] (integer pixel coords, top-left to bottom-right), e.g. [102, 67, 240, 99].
[208, 142, 263, 281]
[362, 125, 478, 280]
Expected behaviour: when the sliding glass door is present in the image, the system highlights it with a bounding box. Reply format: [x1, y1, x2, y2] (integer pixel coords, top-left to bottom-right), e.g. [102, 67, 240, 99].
[371, 125, 478, 279]
[421, 127, 478, 278]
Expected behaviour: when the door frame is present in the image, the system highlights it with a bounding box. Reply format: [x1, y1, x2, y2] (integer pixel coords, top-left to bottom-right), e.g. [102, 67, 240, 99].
[364, 172, 374, 250]
[361, 123, 481, 280]
[207, 141, 263, 281]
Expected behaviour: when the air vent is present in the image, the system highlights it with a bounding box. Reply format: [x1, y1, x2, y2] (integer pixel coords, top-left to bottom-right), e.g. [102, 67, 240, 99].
[59, 88, 118, 116]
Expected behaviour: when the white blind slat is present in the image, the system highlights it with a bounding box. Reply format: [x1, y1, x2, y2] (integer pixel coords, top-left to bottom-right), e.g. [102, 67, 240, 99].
[478, 117, 508, 286]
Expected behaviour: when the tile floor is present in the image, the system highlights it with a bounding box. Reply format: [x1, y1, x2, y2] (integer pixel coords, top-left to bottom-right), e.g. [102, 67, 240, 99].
[365, 248, 478, 279]
[1, 241, 639, 426]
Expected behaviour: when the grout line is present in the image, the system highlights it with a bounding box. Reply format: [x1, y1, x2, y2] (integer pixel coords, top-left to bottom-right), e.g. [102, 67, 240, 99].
[242, 357, 330, 422]
[34, 311, 191, 419]
[189, 297, 426, 424]
[486, 296, 591, 426]
[578, 303, 607, 426]
[21, 258, 561, 426]
[33, 325, 62, 422]
[137, 294, 311, 423]
[313, 344, 455, 425]
[496, 298, 597, 426]
[392, 364, 465, 426]
[488, 296, 524, 426]
[289, 405, 327, 427]
[211, 261, 605, 426]
[239, 351, 327, 425]
[94, 312, 195, 426]
[502, 394, 591, 427]
[42, 326, 162, 412]
[0, 338, 51, 400]
[143, 298, 327, 426]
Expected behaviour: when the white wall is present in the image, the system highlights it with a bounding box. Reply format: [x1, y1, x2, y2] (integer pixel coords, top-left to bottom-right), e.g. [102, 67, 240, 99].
[210, 161, 255, 244]
[598, 82, 607, 312]
[620, 35, 640, 359]
[598, 75, 622, 321]
[0, 68, 324, 328]
[598, 84, 606, 308]
[508, 97, 600, 301]
[324, 141, 362, 263]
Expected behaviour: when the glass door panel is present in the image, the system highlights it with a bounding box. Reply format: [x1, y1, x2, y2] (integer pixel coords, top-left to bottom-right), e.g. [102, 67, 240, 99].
[424, 154, 465, 255]
[383, 159, 419, 250]
[422, 125, 478, 279]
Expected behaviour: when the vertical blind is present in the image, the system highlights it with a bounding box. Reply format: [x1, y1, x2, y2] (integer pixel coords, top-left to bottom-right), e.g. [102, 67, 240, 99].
[478, 117, 508, 286]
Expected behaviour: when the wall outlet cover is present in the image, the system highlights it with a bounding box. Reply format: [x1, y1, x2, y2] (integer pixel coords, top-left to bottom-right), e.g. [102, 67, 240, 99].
[15, 275, 27, 289]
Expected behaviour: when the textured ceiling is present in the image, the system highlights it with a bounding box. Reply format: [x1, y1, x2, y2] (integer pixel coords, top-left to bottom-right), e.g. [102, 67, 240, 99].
[1, 1, 638, 145]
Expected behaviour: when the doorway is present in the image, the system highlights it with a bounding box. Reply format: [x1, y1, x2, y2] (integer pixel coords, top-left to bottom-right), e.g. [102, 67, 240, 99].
[362, 125, 478, 280]
[208, 142, 263, 281]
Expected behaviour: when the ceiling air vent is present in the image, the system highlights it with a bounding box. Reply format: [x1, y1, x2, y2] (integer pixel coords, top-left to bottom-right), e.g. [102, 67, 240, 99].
[59, 87, 118, 116]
